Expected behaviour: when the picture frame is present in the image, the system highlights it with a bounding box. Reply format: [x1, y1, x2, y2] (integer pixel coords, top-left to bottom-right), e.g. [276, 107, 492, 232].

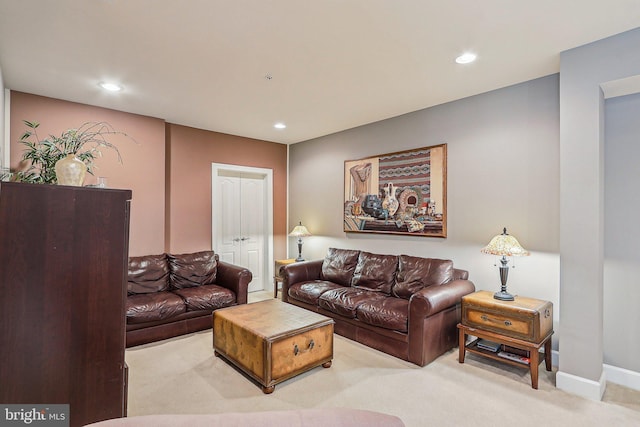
[344, 143, 447, 238]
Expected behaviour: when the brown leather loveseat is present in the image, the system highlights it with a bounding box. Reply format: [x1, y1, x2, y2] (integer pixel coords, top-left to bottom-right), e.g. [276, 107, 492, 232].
[282, 248, 475, 366]
[126, 250, 252, 347]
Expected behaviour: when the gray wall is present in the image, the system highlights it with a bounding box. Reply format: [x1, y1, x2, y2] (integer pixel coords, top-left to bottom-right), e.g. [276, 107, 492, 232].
[289, 74, 561, 344]
[604, 93, 640, 373]
[289, 28, 640, 397]
[559, 27, 640, 398]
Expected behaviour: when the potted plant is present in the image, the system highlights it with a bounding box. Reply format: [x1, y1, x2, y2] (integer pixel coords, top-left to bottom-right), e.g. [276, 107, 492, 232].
[12, 120, 131, 185]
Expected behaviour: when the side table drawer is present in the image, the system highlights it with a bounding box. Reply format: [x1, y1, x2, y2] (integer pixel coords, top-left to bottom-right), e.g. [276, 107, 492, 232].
[461, 291, 553, 343]
[465, 308, 532, 339]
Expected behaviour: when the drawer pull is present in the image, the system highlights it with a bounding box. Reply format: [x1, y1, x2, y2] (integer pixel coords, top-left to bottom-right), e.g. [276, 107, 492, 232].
[479, 314, 511, 327]
[293, 339, 315, 356]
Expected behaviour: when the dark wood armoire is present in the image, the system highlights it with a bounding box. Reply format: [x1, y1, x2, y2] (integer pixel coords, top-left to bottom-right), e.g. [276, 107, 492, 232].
[0, 181, 132, 427]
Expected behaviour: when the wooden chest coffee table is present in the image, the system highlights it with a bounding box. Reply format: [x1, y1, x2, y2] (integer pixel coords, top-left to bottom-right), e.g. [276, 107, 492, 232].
[213, 299, 334, 393]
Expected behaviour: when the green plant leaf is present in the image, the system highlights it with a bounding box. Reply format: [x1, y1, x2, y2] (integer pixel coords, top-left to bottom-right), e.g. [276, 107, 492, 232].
[20, 131, 33, 140]
[22, 120, 39, 129]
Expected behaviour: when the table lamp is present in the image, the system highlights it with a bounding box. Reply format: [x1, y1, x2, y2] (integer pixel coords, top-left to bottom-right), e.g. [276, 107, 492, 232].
[289, 222, 311, 262]
[481, 227, 530, 301]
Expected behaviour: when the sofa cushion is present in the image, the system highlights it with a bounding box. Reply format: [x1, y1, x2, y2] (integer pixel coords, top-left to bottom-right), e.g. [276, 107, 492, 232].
[127, 254, 170, 294]
[288, 281, 345, 305]
[288, 280, 344, 305]
[392, 255, 454, 299]
[318, 287, 387, 319]
[172, 285, 236, 311]
[168, 251, 217, 289]
[356, 297, 409, 332]
[350, 251, 398, 294]
[320, 248, 361, 286]
[126, 292, 186, 324]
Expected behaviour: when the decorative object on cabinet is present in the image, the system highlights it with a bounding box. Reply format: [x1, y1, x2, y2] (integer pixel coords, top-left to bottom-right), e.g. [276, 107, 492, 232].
[288, 221, 311, 261]
[458, 290, 553, 389]
[0, 181, 132, 427]
[481, 227, 530, 301]
[12, 120, 133, 185]
[344, 144, 447, 237]
[55, 153, 87, 186]
[0, 166, 12, 181]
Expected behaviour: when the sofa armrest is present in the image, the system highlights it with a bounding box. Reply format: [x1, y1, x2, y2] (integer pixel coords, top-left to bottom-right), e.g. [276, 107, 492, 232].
[281, 259, 323, 303]
[215, 260, 252, 305]
[409, 279, 476, 318]
[453, 268, 469, 280]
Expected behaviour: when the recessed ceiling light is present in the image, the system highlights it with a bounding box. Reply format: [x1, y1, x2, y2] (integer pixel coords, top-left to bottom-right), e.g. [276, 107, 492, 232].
[274, 122, 286, 129]
[455, 53, 477, 64]
[99, 82, 123, 92]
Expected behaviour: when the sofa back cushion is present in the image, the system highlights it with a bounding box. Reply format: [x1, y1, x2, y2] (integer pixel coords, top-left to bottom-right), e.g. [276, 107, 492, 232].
[392, 255, 453, 299]
[127, 254, 170, 294]
[168, 251, 218, 289]
[320, 248, 361, 286]
[351, 251, 398, 294]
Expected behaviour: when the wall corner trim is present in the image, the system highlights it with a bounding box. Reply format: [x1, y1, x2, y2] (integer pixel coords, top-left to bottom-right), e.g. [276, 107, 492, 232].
[556, 370, 606, 400]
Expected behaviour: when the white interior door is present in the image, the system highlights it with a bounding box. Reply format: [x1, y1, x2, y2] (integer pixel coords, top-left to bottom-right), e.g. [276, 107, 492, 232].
[212, 164, 273, 293]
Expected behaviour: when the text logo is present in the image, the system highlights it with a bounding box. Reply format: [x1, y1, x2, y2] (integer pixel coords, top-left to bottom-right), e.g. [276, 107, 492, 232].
[0, 405, 68, 426]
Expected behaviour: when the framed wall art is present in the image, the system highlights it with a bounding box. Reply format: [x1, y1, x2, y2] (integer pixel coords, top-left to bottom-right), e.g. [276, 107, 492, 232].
[344, 143, 447, 238]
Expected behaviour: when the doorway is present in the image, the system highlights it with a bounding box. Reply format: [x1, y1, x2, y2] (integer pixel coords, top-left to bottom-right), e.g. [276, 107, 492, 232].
[211, 163, 273, 293]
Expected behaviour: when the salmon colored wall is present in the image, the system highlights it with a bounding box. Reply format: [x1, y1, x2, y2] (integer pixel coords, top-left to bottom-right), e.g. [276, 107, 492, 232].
[166, 123, 287, 260]
[9, 92, 166, 256]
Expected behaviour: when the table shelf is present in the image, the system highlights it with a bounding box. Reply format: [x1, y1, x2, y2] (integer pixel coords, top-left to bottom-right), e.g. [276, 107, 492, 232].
[465, 339, 531, 368]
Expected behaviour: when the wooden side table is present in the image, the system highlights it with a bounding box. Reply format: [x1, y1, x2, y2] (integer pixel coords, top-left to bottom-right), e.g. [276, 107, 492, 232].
[273, 259, 296, 298]
[457, 290, 553, 389]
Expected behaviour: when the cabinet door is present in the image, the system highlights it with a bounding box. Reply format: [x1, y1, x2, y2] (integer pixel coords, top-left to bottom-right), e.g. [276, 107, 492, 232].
[0, 182, 131, 427]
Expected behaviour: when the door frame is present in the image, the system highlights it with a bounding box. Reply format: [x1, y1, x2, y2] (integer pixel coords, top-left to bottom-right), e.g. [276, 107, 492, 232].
[211, 163, 274, 292]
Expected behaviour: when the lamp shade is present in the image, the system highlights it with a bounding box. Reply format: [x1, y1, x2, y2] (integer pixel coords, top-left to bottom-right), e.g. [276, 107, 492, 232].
[481, 227, 529, 257]
[289, 222, 311, 237]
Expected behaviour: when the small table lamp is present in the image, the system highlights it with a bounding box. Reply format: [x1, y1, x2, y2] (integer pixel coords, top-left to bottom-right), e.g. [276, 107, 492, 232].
[289, 222, 311, 262]
[481, 227, 530, 301]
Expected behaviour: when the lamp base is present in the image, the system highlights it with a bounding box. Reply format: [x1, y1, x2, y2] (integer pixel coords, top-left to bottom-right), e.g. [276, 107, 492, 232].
[494, 290, 515, 301]
[295, 240, 304, 262]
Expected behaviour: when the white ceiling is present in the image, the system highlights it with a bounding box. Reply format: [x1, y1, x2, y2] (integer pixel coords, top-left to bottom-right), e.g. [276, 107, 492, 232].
[1, 1, 639, 144]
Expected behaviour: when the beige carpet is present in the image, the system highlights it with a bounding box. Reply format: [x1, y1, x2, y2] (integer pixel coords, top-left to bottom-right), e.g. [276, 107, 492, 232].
[125, 294, 640, 427]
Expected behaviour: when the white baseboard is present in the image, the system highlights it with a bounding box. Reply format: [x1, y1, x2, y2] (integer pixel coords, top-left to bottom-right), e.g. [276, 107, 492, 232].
[550, 350, 639, 396]
[556, 370, 606, 401]
[603, 363, 640, 391]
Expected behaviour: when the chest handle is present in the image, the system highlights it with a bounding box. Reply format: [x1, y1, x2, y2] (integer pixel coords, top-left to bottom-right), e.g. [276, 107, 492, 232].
[293, 339, 315, 356]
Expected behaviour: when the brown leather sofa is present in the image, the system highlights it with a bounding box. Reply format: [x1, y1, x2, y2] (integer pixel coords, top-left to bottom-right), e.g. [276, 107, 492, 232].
[126, 250, 252, 347]
[281, 248, 475, 366]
